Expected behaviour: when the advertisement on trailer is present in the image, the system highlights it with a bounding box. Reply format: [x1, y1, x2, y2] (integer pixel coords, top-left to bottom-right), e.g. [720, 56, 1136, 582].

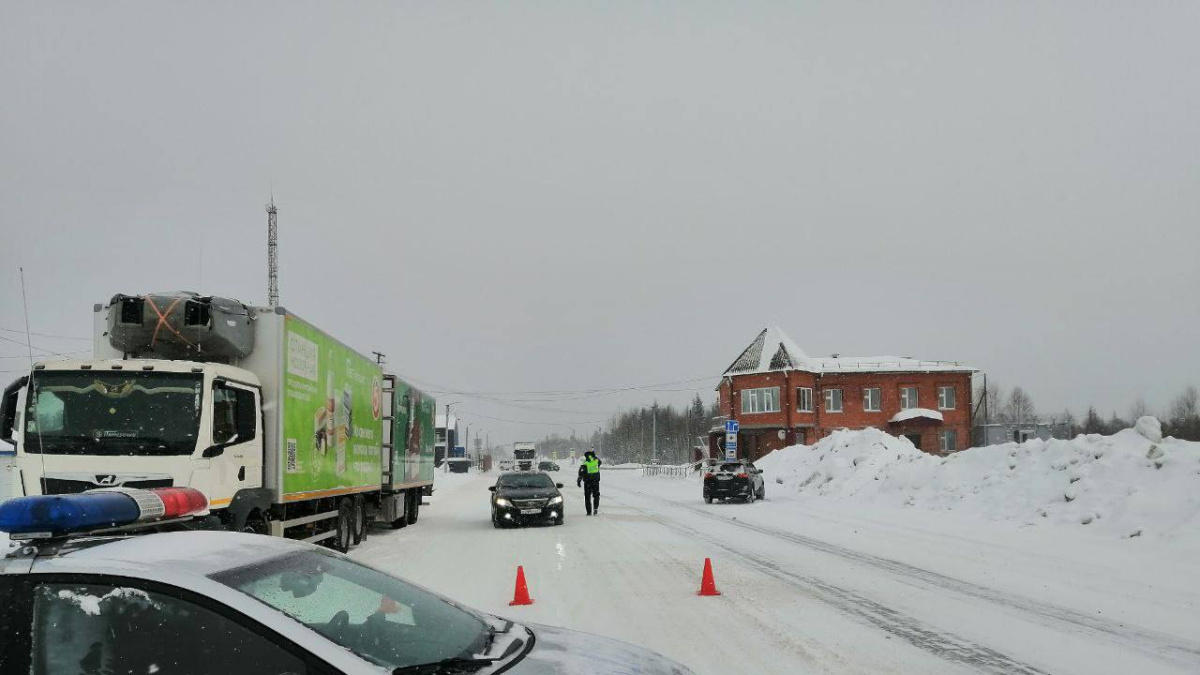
[281, 317, 383, 497]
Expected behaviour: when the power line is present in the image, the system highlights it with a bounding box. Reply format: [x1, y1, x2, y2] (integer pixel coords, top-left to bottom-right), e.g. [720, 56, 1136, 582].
[0, 351, 89, 360]
[404, 374, 721, 401]
[0, 334, 86, 358]
[0, 327, 90, 341]
[455, 409, 607, 426]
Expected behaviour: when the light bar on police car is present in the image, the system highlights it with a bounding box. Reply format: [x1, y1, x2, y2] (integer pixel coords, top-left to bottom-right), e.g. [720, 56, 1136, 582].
[0, 487, 209, 537]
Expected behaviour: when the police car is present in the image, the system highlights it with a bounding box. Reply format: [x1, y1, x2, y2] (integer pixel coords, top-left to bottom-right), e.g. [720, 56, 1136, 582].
[0, 488, 693, 674]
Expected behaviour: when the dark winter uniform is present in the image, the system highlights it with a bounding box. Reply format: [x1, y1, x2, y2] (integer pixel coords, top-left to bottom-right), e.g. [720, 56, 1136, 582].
[577, 452, 602, 515]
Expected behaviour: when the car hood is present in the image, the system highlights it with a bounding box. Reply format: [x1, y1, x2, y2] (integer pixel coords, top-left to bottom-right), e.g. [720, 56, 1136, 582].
[497, 488, 560, 499]
[507, 623, 694, 675]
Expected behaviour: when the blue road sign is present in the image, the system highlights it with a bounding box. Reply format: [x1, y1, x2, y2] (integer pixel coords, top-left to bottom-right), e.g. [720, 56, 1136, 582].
[725, 419, 739, 433]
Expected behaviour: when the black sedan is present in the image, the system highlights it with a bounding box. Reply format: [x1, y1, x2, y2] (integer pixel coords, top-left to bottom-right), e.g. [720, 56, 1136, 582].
[490, 471, 566, 527]
[538, 460, 561, 471]
[703, 460, 766, 504]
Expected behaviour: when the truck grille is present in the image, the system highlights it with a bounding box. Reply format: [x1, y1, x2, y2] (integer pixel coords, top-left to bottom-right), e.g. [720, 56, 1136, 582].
[41, 477, 174, 495]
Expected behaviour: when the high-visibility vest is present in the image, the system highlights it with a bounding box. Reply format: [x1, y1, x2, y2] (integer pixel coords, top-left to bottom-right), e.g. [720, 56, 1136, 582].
[584, 457, 600, 474]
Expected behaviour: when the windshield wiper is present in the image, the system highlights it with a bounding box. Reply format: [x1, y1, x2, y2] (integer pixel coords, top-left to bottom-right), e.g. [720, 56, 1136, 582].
[392, 656, 497, 675]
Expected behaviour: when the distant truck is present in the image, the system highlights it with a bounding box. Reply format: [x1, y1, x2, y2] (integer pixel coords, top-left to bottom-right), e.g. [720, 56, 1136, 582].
[513, 442, 537, 471]
[0, 292, 435, 552]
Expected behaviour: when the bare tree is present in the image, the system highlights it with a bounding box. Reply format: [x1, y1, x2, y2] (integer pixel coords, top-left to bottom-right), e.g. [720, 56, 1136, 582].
[1167, 386, 1200, 441]
[1006, 387, 1037, 426]
[1169, 386, 1198, 422]
[1128, 396, 1150, 420]
[974, 380, 1005, 423]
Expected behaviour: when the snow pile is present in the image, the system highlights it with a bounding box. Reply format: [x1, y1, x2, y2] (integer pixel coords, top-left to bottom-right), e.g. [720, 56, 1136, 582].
[757, 419, 1200, 540]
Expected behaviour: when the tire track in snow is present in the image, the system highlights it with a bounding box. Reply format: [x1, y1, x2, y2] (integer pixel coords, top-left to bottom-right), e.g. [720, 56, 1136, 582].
[634, 490, 1200, 670]
[607, 490, 1050, 675]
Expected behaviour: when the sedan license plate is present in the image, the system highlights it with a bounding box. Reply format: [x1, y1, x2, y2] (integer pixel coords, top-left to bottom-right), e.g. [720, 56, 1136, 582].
[717, 475, 732, 480]
[520, 508, 541, 514]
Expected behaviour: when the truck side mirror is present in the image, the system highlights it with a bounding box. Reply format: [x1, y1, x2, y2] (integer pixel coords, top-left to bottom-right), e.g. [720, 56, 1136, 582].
[202, 444, 227, 458]
[0, 377, 26, 445]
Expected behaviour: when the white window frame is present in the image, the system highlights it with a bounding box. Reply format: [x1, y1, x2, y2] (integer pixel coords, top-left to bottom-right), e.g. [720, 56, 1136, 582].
[939, 429, 958, 452]
[740, 387, 781, 414]
[938, 386, 956, 410]
[796, 387, 813, 413]
[824, 388, 843, 413]
[900, 386, 919, 410]
[863, 387, 881, 412]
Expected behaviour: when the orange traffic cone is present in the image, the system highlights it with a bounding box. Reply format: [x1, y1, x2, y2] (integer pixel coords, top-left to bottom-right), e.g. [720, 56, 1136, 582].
[697, 557, 721, 596]
[509, 565, 535, 606]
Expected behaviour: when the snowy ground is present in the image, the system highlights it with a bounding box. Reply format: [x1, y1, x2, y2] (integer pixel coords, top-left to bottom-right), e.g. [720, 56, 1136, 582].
[352, 463, 1200, 675]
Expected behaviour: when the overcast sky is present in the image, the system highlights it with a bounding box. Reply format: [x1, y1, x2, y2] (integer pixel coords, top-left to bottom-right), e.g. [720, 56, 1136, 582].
[2, 1, 1198, 445]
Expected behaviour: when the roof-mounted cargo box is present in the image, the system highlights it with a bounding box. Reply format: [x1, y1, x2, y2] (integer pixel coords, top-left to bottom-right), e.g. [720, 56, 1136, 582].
[103, 292, 256, 362]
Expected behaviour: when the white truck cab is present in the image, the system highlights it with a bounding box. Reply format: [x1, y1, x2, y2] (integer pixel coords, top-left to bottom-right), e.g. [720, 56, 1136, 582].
[4, 359, 263, 519]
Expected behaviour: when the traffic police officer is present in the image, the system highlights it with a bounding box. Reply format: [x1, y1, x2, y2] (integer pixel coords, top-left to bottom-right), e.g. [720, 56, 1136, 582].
[576, 450, 602, 515]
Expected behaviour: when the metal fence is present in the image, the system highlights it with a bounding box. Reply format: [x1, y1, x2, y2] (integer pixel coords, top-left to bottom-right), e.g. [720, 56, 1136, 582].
[641, 460, 705, 479]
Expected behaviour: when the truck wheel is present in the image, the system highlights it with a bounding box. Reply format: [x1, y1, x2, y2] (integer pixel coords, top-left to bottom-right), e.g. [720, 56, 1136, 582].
[406, 491, 420, 525]
[333, 501, 353, 552]
[704, 496, 713, 504]
[351, 497, 367, 545]
[242, 511, 269, 536]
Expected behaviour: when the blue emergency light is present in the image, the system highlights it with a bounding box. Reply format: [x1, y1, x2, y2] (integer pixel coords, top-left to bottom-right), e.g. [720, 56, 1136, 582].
[0, 487, 208, 537]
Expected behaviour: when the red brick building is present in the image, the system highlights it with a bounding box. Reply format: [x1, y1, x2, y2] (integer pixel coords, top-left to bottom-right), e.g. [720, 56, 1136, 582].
[712, 327, 976, 460]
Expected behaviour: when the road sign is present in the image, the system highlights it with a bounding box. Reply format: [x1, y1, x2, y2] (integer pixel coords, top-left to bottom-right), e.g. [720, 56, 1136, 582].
[725, 420, 739, 433]
[724, 430, 738, 461]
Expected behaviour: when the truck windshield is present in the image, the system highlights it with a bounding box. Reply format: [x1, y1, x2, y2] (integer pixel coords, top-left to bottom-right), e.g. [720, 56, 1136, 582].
[213, 549, 492, 670]
[23, 371, 203, 456]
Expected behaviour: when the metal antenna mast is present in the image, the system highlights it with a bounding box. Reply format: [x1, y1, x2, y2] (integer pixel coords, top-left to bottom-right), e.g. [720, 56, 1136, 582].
[266, 194, 279, 308]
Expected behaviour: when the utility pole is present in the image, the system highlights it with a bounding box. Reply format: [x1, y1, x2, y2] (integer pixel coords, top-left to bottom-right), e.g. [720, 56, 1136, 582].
[266, 196, 279, 309]
[652, 402, 659, 463]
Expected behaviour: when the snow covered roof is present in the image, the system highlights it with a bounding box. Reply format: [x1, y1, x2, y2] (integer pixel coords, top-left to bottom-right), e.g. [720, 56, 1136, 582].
[889, 408, 944, 424]
[722, 327, 975, 376]
[723, 326, 818, 375]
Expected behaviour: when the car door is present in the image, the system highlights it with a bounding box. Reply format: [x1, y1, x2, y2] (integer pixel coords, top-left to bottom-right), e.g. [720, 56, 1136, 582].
[14, 574, 333, 675]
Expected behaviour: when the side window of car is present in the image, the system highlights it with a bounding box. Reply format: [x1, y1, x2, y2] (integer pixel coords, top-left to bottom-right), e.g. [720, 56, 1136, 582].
[31, 582, 308, 675]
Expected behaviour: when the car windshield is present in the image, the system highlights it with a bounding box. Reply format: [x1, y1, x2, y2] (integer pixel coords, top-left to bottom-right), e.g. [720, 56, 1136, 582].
[23, 371, 203, 456]
[213, 549, 490, 670]
[498, 473, 555, 489]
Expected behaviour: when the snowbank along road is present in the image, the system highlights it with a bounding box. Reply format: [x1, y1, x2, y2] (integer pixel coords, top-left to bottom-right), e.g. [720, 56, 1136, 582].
[352, 467, 1200, 675]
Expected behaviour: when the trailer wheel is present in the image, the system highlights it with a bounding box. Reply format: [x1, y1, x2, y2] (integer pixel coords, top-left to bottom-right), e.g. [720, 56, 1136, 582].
[406, 490, 420, 525]
[351, 497, 367, 545]
[333, 500, 353, 552]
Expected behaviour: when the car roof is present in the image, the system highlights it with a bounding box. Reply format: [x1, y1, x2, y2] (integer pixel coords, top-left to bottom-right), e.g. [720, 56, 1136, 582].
[17, 531, 310, 578]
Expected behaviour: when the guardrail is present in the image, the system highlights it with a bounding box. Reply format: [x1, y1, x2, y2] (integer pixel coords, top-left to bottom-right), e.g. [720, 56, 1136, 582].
[642, 461, 705, 479]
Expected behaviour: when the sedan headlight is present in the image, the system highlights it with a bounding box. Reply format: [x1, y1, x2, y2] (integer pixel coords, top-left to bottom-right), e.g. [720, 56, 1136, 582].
[495, 498, 513, 508]
[548, 495, 564, 505]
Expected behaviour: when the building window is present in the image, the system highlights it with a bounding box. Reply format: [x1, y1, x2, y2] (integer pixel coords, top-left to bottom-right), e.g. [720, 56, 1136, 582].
[938, 386, 956, 410]
[796, 387, 813, 412]
[939, 429, 958, 452]
[863, 387, 881, 412]
[741, 387, 780, 414]
[824, 388, 843, 413]
[900, 386, 919, 410]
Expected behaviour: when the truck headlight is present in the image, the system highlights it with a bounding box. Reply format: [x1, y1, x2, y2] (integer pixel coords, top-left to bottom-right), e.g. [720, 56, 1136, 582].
[495, 498, 513, 508]
[548, 495, 563, 505]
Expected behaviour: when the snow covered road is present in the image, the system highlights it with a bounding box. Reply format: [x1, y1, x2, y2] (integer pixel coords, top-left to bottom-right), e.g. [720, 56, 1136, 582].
[352, 470, 1200, 675]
